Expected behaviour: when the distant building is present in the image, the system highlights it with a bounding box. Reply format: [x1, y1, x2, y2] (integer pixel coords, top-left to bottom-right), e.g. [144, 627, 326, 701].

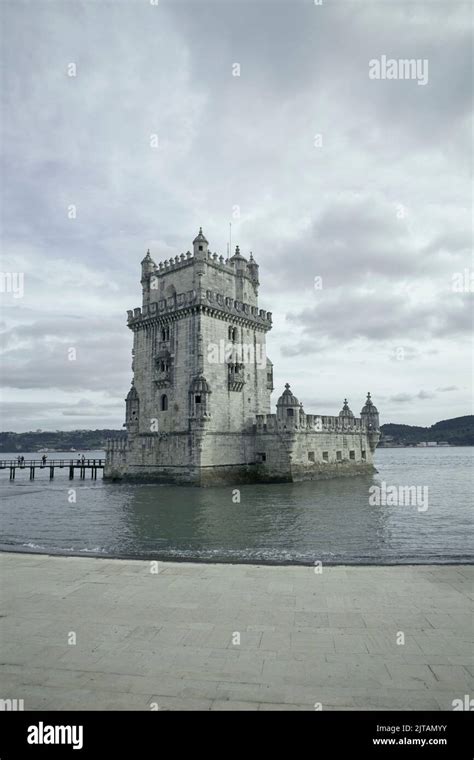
[105, 230, 381, 485]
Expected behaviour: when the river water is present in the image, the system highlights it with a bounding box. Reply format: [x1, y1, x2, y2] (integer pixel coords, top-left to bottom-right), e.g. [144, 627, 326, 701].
[0, 447, 472, 564]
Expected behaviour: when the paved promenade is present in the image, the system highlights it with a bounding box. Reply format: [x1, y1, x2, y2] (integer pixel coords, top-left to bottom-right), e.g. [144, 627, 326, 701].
[0, 553, 472, 710]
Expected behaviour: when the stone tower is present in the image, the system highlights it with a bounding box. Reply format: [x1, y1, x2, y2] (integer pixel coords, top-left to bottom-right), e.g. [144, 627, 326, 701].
[106, 230, 273, 484]
[105, 228, 380, 484]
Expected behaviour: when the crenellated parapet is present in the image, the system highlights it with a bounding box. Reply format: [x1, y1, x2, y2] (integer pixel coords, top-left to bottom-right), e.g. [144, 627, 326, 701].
[255, 413, 366, 434]
[127, 288, 272, 329]
[142, 246, 258, 281]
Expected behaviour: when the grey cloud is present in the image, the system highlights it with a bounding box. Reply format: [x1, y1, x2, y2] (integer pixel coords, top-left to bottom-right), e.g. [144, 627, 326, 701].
[417, 390, 436, 400]
[1, 0, 471, 429]
[389, 393, 414, 403]
[1, 316, 132, 392]
[389, 390, 436, 403]
[284, 290, 473, 348]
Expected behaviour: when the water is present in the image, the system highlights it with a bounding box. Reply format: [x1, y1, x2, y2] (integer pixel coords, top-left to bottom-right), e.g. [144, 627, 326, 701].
[0, 448, 472, 564]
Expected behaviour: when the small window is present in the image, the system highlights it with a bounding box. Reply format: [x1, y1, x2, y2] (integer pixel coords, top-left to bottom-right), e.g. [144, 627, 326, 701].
[361, 450, 366, 460]
[336, 451, 342, 461]
[287, 408, 294, 417]
[161, 394, 168, 411]
[322, 451, 329, 461]
[349, 450, 355, 460]
[256, 452, 266, 463]
[308, 451, 315, 462]
[161, 327, 170, 341]
[267, 373, 272, 383]
[195, 395, 201, 403]
[199, 245, 203, 251]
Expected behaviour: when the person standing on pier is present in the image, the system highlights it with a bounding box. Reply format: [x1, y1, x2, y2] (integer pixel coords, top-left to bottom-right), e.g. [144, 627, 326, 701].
[41, 454, 47, 466]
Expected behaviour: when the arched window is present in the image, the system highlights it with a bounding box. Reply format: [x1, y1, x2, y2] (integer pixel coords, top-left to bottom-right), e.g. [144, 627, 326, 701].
[161, 394, 168, 411]
[161, 327, 170, 342]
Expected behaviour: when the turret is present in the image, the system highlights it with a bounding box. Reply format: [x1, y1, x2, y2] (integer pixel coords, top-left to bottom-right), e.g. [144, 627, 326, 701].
[360, 393, 379, 430]
[141, 250, 156, 306]
[125, 383, 139, 433]
[193, 227, 209, 259]
[339, 398, 354, 427]
[360, 392, 380, 452]
[189, 375, 211, 421]
[229, 245, 247, 272]
[247, 252, 259, 286]
[141, 249, 156, 279]
[276, 383, 302, 427]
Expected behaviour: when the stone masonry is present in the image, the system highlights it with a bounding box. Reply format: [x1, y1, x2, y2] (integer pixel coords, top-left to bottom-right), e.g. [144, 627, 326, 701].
[105, 230, 381, 485]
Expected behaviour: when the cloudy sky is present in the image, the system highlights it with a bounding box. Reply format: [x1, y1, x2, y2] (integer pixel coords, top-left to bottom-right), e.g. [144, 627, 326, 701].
[1, 0, 472, 432]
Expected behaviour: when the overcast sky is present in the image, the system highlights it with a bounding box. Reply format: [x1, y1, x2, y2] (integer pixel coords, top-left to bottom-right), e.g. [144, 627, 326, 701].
[1, 0, 472, 432]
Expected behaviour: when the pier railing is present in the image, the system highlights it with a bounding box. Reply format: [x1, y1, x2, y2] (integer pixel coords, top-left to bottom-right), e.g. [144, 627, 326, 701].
[1, 459, 104, 480]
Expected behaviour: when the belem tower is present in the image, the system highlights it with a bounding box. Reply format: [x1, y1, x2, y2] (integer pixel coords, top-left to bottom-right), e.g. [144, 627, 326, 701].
[105, 229, 381, 485]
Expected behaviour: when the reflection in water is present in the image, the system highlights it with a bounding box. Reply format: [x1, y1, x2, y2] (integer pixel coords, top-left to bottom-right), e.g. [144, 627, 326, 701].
[0, 448, 472, 564]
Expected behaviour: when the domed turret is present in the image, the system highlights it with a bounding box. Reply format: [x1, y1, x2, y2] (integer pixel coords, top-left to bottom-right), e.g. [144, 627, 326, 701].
[276, 383, 303, 425]
[361, 392, 378, 415]
[339, 399, 354, 419]
[141, 249, 156, 278]
[360, 392, 380, 431]
[193, 228, 209, 258]
[229, 245, 247, 276]
[229, 244, 246, 262]
[277, 383, 299, 408]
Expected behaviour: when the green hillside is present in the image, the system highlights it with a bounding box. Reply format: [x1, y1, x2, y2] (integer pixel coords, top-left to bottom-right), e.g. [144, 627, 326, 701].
[380, 416, 474, 446]
[0, 430, 122, 453]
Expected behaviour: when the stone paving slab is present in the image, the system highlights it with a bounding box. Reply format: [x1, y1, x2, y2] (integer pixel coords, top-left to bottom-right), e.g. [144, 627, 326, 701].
[0, 553, 472, 711]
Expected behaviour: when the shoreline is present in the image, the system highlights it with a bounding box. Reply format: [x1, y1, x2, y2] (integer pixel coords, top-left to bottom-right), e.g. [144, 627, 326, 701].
[1, 545, 473, 567]
[1, 551, 472, 710]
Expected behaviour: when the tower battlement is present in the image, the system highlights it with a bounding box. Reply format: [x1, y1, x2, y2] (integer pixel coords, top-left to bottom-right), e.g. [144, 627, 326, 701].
[127, 289, 272, 328]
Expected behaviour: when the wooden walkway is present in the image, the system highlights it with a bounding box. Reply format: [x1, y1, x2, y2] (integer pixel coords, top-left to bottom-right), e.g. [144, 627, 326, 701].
[0, 459, 104, 480]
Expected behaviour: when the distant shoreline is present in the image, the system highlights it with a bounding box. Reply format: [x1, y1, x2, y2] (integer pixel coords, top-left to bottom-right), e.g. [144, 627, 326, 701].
[2, 444, 474, 454]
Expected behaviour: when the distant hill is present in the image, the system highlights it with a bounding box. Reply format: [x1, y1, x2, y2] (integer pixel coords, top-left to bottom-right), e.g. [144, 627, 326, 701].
[380, 416, 474, 447]
[0, 430, 122, 453]
[0, 417, 473, 452]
